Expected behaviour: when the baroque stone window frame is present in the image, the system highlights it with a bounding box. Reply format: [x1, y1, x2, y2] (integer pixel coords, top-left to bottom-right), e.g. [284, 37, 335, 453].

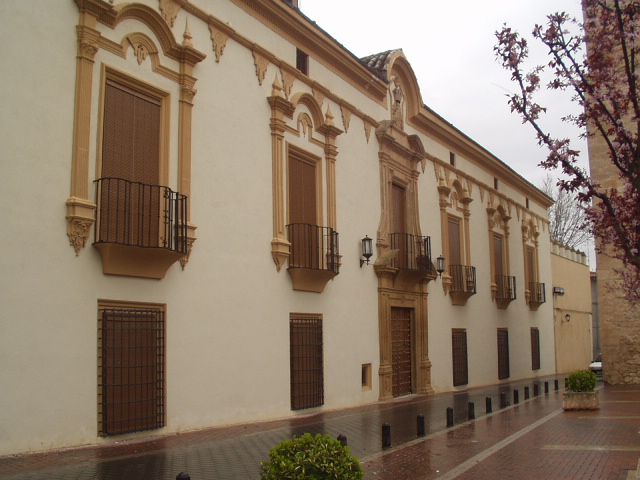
[268, 81, 342, 289]
[487, 197, 513, 309]
[66, 1, 205, 267]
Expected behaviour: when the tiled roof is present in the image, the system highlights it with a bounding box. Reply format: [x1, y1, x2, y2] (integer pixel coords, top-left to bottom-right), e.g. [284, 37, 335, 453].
[360, 49, 401, 82]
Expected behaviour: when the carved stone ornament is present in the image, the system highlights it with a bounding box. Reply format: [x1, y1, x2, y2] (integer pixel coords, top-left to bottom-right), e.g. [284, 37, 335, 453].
[281, 70, 295, 99]
[312, 88, 325, 108]
[159, 0, 180, 27]
[179, 237, 196, 269]
[340, 105, 351, 132]
[253, 51, 269, 85]
[364, 119, 372, 143]
[390, 75, 404, 129]
[183, 21, 193, 47]
[209, 25, 229, 63]
[68, 219, 93, 255]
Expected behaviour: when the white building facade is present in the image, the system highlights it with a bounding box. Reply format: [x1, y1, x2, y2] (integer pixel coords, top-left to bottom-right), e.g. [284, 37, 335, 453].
[0, 0, 554, 455]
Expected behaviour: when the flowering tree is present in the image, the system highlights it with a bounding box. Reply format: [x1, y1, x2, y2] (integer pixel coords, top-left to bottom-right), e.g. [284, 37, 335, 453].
[495, 0, 640, 300]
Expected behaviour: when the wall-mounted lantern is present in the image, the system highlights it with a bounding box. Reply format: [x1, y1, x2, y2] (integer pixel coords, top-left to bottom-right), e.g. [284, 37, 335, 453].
[563, 314, 571, 323]
[360, 235, 373, 267]
[553, 286, 565, 296]
[436, 255, 446, 278]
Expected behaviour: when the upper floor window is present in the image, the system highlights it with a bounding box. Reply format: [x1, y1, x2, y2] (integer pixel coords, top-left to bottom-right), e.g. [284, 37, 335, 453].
[488, 202, 515, 308]
[296, 49, 309, 75]
[522, 218, 546, 310]
[93, 70, 187, 279]
[438, 179, 476, 305]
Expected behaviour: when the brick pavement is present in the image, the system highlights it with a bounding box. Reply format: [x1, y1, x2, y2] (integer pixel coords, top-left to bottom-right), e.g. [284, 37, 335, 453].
[363, 384, 640, 480]
[0, 378, 638, 479]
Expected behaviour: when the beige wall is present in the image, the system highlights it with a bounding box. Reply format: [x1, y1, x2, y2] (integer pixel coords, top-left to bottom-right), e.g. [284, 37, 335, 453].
[0, 0, 556, 455]
[551, 244, 593, 374]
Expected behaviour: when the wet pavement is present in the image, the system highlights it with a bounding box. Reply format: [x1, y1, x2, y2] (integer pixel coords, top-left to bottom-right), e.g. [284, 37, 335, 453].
[1, 375, 639, 479]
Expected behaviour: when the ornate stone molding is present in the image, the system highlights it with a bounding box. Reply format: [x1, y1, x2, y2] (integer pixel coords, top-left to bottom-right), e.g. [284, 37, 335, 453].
[66, 197, 96, 256]
[340, 104, 351, 132]
[253, 51, 269, 85]
[209, 25, 229, 62]
[159, 0, 180, 27]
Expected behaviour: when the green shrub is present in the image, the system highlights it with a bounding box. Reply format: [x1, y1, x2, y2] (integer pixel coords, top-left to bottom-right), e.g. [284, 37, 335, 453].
[260, 433, 364, 480]
[567, 369, 597, 392]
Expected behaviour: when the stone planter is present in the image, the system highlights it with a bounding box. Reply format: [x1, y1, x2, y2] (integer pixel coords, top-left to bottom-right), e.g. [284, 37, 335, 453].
[562, 390, 599, 410]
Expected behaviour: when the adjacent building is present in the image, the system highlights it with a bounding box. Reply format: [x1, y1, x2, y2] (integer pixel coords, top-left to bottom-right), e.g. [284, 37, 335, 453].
[0, 0, 555, 455]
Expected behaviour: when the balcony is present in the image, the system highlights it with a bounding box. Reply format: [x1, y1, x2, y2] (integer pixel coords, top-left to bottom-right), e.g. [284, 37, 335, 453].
[528, 281, 546, 311]
[494, 275, 517, 309]
[287, 223, 339, 292]
[388, 233, 436, 287]
[93, 178, 188, 279]
[448, 264, 477, 306]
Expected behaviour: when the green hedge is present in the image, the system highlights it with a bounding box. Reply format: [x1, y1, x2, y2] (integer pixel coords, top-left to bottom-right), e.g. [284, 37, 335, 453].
[260, 433, 364, 480]
[567, 369, 597, 392]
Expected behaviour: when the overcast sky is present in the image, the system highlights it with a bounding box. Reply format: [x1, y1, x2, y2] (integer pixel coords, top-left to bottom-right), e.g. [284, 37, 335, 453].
[300, 0, 588, 189]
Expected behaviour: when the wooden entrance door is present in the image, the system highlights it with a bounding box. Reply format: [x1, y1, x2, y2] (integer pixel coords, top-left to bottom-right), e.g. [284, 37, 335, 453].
[391, 307, 413, 397]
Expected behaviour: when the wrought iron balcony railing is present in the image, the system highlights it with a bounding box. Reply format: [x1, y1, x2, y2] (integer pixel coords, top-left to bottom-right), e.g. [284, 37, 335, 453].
[529, 282, 546, 304]
[287, 223, 339, 274]
[94, 177, 188, 253]
[390, 233, 433, 273]
[450, 264, 477, 294]
[495, 275, 517, 300]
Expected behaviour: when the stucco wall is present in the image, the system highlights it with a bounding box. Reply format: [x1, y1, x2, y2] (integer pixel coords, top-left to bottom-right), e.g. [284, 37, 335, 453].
[0, 0, 555, 455]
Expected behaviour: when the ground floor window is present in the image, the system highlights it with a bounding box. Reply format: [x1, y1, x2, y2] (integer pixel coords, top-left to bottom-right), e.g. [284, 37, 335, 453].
[531, 327, 541, 370]
[290, 315, 324, 410]
[452, 329, 469, 386]
[98, 302, 165, 436]
[497, 328, 510, 380]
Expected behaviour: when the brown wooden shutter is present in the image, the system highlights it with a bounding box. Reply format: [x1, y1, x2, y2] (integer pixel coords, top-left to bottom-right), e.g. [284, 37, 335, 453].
[494, 235, 504, 277]
[448, 218, 462, 266]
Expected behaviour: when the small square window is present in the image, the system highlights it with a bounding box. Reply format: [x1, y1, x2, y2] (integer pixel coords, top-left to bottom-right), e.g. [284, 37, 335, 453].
[494, 177, 499, 190]
[361, 363, 372, 390]
[296, 49, 309, 75]
[449, 152, 456, 166]
[526, 197, 530, 209]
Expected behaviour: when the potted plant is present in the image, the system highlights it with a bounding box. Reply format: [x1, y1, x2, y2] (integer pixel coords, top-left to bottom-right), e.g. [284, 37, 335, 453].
[563, 369, 599, 410]
[260, 433, 364, 480]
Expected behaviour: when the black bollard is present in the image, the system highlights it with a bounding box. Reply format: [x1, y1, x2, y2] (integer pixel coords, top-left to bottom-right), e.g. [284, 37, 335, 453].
[534, 383, 539, 396]
[417, 414, 426, 437]
[468, 402, 475, 420]
[545, 381, 549, 394]
[446, 407, 454, 427]
[486, 396, 493, 414]
[382, 423, 392, 449]
[500, 391, 508, 409]
[555, 379, 559, 391]
[524, 386, 530, 400]
[513, 389, 519, 405]
[176, 474, 190, 480]
[337, 434, 347, 446]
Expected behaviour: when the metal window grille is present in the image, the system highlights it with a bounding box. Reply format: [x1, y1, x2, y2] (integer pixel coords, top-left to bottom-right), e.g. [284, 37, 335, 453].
[290, 317, 324, 410]
[496, 275, 517, 300]
[452, 329, 469, 386]
[450, 264, 477, 293]
[287, 223, 339, 274]
[497, 328, 510, 380]
[531, 328, 541, 370]
[390, 233, 433, 272]
[98, 307, 165, 436]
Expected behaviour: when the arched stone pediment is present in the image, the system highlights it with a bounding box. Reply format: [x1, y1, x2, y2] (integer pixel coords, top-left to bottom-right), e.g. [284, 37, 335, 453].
[290, 92, 325, 131]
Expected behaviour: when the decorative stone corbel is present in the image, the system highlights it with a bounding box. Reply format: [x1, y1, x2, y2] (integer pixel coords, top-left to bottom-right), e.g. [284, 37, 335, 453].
[66, 197, 96, 255]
